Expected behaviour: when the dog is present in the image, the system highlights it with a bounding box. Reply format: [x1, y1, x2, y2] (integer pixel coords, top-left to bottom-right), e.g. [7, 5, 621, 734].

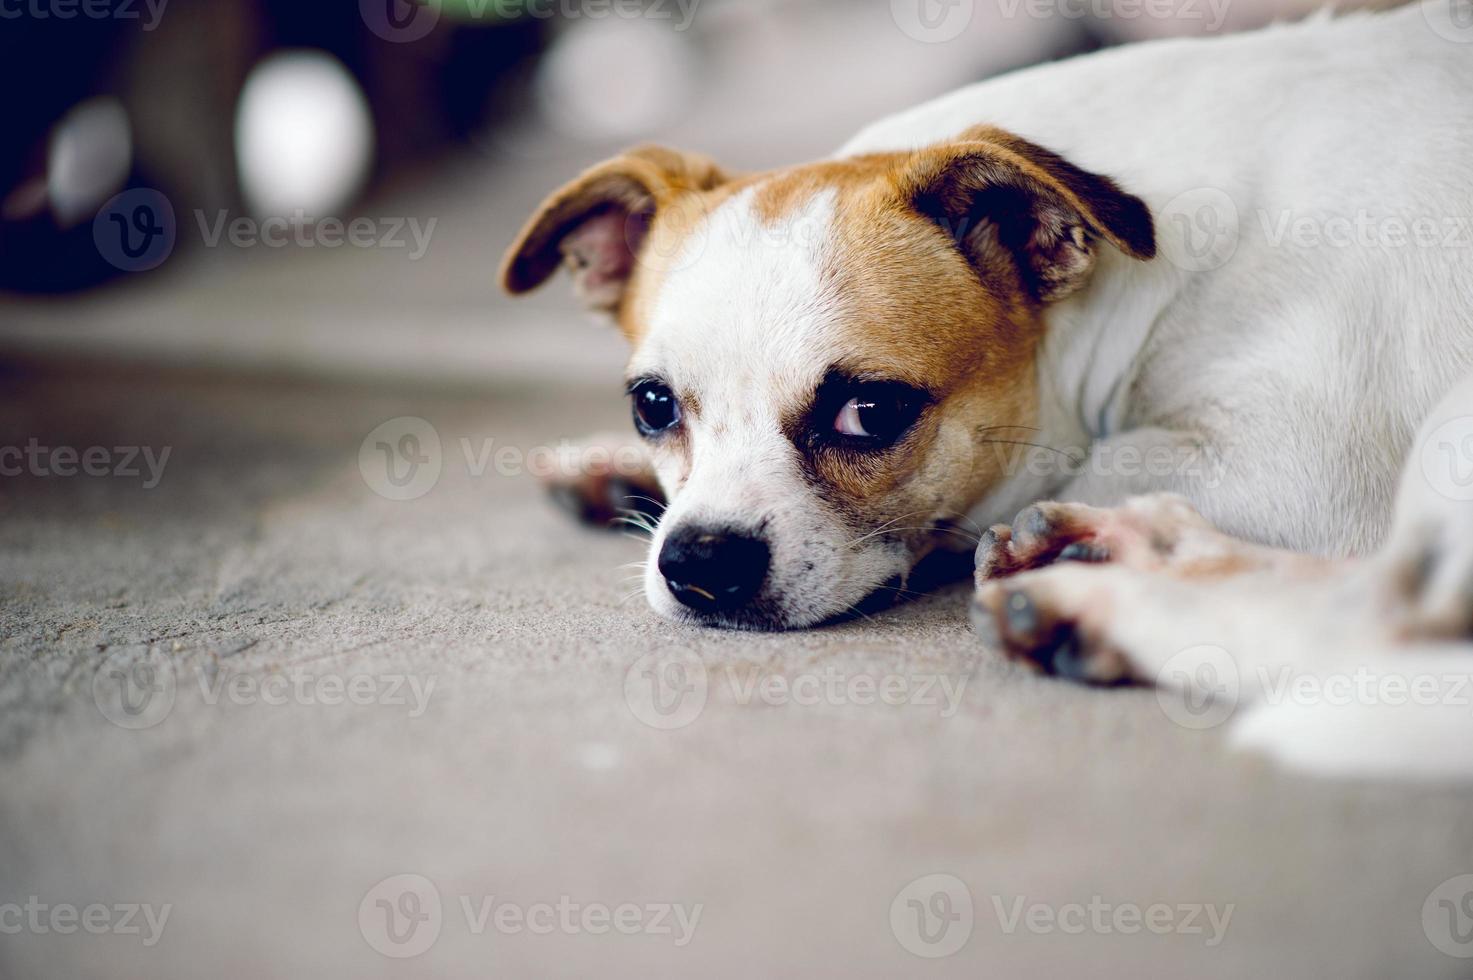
[502, 2, 1473, 778]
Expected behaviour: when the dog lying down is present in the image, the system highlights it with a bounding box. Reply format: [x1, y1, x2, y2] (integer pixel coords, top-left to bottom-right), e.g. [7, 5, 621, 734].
[502, 3, 1473, 781]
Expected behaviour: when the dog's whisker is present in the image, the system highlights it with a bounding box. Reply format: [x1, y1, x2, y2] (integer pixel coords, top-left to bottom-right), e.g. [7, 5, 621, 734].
[872, 525, 982, 547]
[844, 511, 929, 550]
[867, 583, 927, 602]
[614, 506, 660, 520]
[612, 513, 659, 535]
[976, 439, 1076, 461]
[846, 513, 982, 551]
[852, 526, 982, 552]
[617, 494, 667, 514]
[837, 598, 879, 625]
[932, 509, 985, 536]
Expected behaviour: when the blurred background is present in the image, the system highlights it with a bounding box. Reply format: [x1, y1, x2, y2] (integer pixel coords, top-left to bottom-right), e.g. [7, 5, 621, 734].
[0, 0, 1390, 385]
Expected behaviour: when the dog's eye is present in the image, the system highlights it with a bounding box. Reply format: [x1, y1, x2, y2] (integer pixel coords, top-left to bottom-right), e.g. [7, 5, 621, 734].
[831, 384, 923, 447]
[630, 380, 681, 436]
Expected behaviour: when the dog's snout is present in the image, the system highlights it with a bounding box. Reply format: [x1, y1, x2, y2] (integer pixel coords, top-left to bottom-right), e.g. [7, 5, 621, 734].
[658, 526, 771, 614]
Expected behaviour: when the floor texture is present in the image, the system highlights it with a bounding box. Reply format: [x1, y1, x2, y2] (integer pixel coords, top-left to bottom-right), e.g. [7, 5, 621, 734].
[2, 361, 1472, 979]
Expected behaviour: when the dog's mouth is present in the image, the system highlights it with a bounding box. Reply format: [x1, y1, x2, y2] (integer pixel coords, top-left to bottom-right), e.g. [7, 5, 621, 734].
[660, 547, 976, 632]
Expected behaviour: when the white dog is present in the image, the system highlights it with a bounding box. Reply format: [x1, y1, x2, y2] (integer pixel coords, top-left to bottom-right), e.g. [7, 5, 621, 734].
[504, 2, 1473, 778]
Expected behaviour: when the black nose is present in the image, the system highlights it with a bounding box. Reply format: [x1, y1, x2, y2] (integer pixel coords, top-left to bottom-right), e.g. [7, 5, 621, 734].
[658, 526, 771, 614]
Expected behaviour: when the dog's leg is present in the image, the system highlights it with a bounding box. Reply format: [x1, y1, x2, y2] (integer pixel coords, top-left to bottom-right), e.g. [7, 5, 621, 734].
[972, 528, 1473, 780]
[973, 491, 1317, 582]
[971, 497, 1347, 684]
[541, 431, 665, 530]
[969, 495, 1473, 783]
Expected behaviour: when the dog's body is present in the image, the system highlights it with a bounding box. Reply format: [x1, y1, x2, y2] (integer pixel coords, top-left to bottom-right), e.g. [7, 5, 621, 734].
[843, 4, 1473, 556]
[506, 3, 1473, 778]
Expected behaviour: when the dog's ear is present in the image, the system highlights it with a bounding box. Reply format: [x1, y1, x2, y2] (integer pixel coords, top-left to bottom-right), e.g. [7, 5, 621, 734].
[900, 127, 1155, 303]
[500, 145, 729, 315]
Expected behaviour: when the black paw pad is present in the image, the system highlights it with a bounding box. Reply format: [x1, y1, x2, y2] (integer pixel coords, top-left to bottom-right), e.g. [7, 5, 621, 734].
[1058, 541, 1110, 564]
[1014, 506, 1053, 543]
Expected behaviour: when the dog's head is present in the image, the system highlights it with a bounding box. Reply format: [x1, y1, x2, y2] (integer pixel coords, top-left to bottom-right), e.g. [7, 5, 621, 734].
[502, 129, 1155, 629]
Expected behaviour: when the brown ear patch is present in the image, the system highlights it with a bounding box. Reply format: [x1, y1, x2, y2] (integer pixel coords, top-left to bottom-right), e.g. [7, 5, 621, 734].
[966, 126, 1156, 260]
[499, 145, 730, 314]
[902, 126, 1155, 302]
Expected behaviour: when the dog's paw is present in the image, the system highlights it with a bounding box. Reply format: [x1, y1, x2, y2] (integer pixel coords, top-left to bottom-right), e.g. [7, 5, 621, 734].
[974, 494, 1219, 582]
[541, 433, 663, 530]
[545, 470, 660, 529]
[971, 565, 1135, 685]
[973, 502, 1112, 580]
